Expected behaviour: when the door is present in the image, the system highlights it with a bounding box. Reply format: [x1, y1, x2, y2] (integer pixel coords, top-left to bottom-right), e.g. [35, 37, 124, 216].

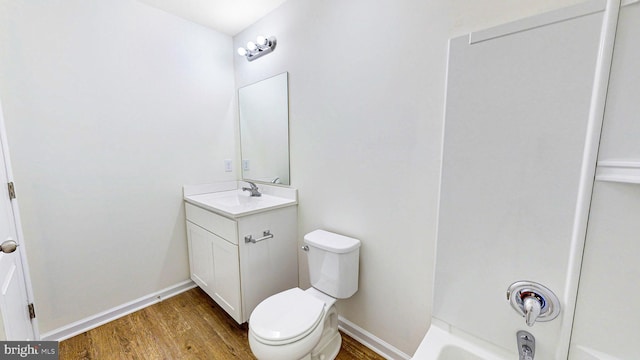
[0, 102, 36, 340]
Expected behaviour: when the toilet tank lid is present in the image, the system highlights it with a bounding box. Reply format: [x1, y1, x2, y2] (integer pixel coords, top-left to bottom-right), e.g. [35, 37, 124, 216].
[304, 230, 361, 253]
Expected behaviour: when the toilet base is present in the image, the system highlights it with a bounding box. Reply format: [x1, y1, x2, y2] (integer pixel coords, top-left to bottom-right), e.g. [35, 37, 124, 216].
[310, 329, 341, 360]
[308, 301, 341, 360]
[306, 288, 341, 360]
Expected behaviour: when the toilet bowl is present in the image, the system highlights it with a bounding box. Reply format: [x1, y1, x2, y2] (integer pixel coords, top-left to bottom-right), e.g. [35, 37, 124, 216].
[248, 230, 360, 360]
[249, 287, 340, 360]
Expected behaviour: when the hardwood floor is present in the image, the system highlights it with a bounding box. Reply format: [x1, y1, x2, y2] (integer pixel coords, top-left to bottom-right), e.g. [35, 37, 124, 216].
[60, 288, 385, 360]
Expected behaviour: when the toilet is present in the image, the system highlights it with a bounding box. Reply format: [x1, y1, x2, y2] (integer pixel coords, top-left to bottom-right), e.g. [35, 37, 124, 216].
[248, 229, 361, 360]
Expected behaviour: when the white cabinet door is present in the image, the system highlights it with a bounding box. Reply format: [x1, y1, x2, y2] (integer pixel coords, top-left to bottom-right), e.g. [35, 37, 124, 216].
[238, 206, 298, 322]
[187, 221, 242, 322]
[186, 222, 214, 293]
[211, 235, 242, 323]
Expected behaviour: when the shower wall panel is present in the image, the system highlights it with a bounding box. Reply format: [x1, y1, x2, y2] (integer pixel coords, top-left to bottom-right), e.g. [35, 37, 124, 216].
[570, 2, 640, 359]
[435, 2, 606, 358]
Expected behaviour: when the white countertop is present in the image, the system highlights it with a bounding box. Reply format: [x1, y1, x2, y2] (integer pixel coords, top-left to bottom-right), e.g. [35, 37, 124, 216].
[183, 181, 297, 218]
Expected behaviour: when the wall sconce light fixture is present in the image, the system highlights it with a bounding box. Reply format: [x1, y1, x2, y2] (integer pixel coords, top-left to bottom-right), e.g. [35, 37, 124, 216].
[237, 35, 277, 62]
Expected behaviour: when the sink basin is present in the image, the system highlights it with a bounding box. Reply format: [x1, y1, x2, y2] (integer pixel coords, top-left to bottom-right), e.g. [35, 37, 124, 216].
[185, 189, 296, 218]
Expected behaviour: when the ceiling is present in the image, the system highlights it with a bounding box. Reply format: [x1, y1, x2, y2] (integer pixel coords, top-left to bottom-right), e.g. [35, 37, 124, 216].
[138, 0, 288, 36]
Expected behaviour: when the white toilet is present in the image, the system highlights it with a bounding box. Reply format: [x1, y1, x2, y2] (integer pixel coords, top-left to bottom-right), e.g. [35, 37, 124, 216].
[248, 229, 361, 360]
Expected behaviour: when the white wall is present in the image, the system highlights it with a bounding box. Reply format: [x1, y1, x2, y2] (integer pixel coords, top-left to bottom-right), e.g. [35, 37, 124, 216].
[0, 0, 593, 353]
[0, 0, 236, 334]
[233, 0, 585, 355]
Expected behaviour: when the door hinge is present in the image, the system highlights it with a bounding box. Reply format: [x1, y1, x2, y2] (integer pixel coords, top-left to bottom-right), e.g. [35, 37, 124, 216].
[28, 303, 36, 319]
[7, 182, 16, 200]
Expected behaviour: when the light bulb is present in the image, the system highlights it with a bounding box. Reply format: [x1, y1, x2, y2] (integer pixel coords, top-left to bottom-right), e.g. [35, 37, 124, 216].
[247, 41, 257, 51]
[256, 35, 268, 46]
[237, 47, 247, 56]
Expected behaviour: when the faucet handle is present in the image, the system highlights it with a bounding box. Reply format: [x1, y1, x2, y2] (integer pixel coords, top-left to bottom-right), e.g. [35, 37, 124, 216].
[242, 181, 262, 197]
[507, 281, 560, 327]
[523, 296, 542, 327]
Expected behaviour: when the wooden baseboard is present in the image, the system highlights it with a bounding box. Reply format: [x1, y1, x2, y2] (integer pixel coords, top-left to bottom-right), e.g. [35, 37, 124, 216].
[40, 280, 196, 341]
[338, 316, 411, 360]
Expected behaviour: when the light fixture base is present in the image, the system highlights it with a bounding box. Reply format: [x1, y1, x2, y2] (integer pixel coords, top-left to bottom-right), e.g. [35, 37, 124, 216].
[238, 36, 277, 62]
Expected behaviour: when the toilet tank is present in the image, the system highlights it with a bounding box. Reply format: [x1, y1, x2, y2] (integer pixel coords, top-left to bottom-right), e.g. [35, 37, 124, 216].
[304, 230, 360, 299]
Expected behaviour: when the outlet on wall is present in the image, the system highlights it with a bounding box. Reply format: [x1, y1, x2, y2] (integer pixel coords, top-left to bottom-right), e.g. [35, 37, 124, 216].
[242, 159, 250, 171]
[224, 159, 232, 172]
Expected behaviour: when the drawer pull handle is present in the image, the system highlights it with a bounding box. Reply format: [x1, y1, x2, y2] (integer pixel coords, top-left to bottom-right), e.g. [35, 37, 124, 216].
[244, 230, 273, 244]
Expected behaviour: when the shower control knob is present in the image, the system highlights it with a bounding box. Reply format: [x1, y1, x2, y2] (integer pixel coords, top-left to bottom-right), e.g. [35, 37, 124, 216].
[523, 296, 542, 327]
[507, 281, 560, 327]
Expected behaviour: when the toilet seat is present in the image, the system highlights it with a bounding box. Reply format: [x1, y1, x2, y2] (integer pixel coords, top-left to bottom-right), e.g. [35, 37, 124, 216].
[250, 288, 326, 345]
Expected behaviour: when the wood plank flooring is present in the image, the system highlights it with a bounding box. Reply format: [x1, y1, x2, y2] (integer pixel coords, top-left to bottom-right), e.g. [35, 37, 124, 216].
[60, 287, 385, 360]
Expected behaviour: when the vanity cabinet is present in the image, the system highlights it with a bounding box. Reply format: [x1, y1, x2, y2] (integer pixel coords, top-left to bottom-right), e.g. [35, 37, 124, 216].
[185, 201, 297, 324]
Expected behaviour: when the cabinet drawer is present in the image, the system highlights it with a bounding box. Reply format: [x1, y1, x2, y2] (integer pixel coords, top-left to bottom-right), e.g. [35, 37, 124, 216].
[185, 203, 238, 243]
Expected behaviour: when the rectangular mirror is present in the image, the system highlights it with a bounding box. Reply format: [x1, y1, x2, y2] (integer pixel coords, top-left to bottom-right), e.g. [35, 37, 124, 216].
[238, 72, 290, 185]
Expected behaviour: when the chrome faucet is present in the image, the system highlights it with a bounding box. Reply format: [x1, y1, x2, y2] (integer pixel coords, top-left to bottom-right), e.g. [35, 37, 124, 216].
[517, 330, 535, 360]
[507, 281, 560, 327]
[242, 181, 261, 197]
